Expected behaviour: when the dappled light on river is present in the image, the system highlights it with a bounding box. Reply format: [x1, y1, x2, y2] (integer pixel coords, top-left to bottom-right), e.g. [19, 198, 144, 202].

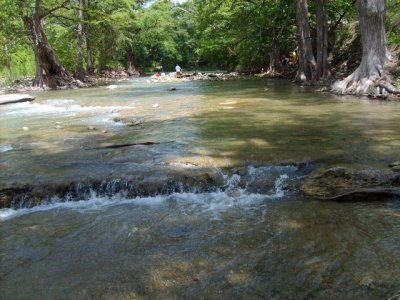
[1, 78, 400, 298]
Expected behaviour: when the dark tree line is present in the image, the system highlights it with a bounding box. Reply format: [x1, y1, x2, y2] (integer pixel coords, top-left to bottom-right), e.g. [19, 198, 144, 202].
[1, 0, 399, 94]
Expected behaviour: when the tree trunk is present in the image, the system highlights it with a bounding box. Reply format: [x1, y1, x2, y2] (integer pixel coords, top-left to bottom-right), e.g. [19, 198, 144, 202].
[126, 47, 140, 76]
[295, 0, 316, 84]
[316, 0, 330, 82]
[75, 0, 85, 81]
[332, 0, 390, 94]
[2, 39, 12, 75]
[267, 38, 281, 75]
[23, 0, 72, 88]
[84, 0, 94, 75]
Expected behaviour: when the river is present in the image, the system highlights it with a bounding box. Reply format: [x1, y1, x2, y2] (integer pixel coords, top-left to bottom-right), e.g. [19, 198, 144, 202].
[1, 77, 400, 299]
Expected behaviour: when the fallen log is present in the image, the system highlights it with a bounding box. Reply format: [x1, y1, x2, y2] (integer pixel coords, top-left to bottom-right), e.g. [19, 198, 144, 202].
[97, 141, 174, 149]
[0, 94, 35, 105]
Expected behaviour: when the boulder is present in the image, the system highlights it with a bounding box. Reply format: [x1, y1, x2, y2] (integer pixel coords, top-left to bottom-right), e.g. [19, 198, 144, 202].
[0, 94, 35, 105]
[301, 167, 400, 201]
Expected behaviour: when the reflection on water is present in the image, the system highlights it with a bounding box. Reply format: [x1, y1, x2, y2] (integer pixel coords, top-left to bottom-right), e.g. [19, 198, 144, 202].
[1, 78, 400, 298]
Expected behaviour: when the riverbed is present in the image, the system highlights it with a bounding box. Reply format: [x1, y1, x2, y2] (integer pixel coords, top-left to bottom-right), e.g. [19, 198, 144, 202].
[1, 77, 400, 298]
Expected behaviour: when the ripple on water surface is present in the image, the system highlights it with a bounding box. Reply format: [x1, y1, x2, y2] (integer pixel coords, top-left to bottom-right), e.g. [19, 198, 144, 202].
[1, 190, 400, 299]
[1, 78, 400, 298]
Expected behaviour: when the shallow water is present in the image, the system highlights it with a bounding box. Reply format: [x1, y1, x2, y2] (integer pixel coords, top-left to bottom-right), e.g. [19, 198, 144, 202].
[2, 78, 400, 185]
[1, 77, 400, 298]
[1, 191, 400, 299]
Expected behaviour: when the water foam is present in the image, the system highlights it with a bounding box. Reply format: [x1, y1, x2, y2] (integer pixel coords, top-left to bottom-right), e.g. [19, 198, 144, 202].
[0, 167, 293, 221]
[0, 145, 13, 152]
[2, 99, 131, 117]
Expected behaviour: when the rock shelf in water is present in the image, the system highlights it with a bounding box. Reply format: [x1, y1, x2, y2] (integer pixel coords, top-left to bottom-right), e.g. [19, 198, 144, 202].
[301, 167, 400, 201]
[0, 94, 35, 105]
[0, 164, 301, 209]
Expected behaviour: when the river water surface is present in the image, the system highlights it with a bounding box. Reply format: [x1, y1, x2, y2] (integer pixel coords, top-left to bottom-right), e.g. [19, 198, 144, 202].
[1, 78, 400, 299]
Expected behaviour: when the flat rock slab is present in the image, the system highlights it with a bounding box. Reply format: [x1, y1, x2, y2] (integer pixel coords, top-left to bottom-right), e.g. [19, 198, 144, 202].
[0, 94, 35, 105]
[301, 167, 400, 201]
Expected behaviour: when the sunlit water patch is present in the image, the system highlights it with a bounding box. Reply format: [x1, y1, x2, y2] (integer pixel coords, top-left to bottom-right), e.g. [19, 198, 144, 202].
[1, 78, 400, 299]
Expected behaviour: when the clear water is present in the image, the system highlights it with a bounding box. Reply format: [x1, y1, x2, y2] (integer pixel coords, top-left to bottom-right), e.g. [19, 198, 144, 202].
[1, 78, 400, 298]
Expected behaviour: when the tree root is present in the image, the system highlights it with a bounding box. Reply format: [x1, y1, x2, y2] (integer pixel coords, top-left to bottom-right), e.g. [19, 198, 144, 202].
[376, 81, 400, 95]
[331, 73, 399, 99]
[331, 69, 378, 95]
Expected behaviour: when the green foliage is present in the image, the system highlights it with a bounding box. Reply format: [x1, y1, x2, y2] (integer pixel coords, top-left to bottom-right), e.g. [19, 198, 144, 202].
[194, 0, 296, 71]
[386, 0, 400, 47]
[0, 0, 35, 81]
[0, 0, 399, 82]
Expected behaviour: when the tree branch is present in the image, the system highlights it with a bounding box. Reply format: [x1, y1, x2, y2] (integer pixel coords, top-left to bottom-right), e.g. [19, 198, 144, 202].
[329, 0, 356, 35]
[41, 0, 71, 18]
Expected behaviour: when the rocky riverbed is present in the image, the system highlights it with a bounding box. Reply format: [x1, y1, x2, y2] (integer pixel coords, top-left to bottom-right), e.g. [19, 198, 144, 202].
[148, 71, 242, 83]
[0, 69, 131, 93]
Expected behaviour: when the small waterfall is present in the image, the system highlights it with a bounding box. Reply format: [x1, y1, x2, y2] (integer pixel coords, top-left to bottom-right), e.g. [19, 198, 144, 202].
[1, 164, 306, 211]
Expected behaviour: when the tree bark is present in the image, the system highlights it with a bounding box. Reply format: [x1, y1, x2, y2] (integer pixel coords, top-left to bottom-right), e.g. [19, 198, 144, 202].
[126, 46, 140, 76]
[268, 38, 280, 74]
[23, 0, 72, 88]
[332, 0, 390, 94]
[2, 39, 12, 74]
[75, 0, 85, 81]
[84, 0, 94, 75]
[295, 0, 316, 84]
[316, 0, 330, 82]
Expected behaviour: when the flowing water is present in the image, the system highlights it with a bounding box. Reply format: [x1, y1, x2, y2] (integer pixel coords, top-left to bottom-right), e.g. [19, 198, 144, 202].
[1, 78, 400, 299]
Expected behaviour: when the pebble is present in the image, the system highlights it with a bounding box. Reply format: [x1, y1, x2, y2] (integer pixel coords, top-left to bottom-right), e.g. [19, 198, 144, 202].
[152, 104, 159, 108]
[113, 117, 123, 122]
[127, 120, 141, 127]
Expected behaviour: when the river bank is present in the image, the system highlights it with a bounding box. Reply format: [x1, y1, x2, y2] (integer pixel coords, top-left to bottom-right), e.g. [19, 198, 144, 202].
[2, 66, 399, 101]
[0, 69, 132, 94]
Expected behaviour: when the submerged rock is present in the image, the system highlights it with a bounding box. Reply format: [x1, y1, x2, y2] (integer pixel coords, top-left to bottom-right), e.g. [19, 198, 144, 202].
[126, 120, 142, 127]
[301, 167, 400, 201]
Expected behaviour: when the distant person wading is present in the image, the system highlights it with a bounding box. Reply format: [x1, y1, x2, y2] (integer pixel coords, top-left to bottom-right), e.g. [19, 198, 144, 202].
[175, 64, 182, 78]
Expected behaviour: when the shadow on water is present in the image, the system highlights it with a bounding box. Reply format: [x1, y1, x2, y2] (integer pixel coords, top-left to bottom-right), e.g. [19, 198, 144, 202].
[3, 79, 400, 187]
[1, 78, 400, 299]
